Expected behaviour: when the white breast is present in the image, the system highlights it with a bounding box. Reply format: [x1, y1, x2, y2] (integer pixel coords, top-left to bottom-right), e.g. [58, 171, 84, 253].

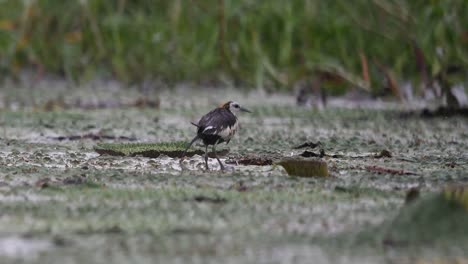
[217, 120, 239, 140]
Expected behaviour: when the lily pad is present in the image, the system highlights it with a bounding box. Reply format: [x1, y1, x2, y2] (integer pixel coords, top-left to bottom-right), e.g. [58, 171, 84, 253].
[383, 185, 468, 245]
[277, 158, 329, 177]
[444, 185, 468, 211]
[94, 142, 229, 158]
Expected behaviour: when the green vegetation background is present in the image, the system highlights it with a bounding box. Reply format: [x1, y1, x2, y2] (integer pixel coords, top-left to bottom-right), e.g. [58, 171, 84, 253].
[0, 0, 467, 89]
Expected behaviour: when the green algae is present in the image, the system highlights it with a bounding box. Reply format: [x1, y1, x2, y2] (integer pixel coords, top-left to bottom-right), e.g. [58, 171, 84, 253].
[94, 142, 229, 158]
[94, 141, 187, 157]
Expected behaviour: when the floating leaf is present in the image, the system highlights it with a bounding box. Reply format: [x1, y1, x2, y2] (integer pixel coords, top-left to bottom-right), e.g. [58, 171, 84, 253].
[277, 158, 329, 177]
[383, 186, 468, 245]
[444, 185, 468, 211]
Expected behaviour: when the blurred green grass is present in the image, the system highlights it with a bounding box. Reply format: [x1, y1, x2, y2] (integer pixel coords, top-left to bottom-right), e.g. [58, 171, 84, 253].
[0, 0, 467, 90]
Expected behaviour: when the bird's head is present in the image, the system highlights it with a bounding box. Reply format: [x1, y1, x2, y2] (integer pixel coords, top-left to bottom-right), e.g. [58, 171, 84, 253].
[221, 101, 252, 115]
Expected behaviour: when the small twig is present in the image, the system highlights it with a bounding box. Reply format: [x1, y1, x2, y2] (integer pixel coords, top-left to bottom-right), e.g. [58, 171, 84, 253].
[365, 165, 417, 175]
[374, 60, 403, 101]
[360, 52, 370, 86]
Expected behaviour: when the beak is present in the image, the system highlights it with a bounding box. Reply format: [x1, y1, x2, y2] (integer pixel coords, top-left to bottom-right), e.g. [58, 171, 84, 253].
[240, 107, 252, 113]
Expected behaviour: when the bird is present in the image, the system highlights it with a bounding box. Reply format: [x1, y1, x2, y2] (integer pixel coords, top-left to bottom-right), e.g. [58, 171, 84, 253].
[181, 101, 251, 170]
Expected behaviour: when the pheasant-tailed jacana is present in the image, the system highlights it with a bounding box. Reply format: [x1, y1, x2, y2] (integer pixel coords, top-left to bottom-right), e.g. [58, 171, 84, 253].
[181, 101, 251, 170]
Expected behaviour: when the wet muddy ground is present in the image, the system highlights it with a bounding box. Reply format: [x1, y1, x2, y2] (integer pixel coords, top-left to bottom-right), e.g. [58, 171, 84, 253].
[0, 84, 467, 263]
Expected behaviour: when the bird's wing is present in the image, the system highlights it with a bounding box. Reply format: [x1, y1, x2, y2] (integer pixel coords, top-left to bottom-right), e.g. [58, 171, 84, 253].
[197, 108, 237, 135]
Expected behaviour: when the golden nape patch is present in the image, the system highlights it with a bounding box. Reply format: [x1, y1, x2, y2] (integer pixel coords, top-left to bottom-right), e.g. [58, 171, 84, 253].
[219, 101, 232, 109]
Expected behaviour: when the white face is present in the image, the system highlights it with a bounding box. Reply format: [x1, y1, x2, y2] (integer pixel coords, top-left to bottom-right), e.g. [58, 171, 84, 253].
[229, 101, 242, 115]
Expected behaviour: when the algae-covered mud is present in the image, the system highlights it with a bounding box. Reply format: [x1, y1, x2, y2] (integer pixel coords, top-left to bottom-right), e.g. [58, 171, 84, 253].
[0, 85, 467, 264]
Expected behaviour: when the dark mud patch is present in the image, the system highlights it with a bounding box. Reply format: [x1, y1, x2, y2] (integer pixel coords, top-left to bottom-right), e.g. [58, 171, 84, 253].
[94, 142, 229, 158]
[300, 149, 327, 158]
[300, 149, 392, 159]
[192, 195, 228, 204]
[374, 149, 392, 158]
[226, 155, 273, 166]
[404, 188, 420, 204]
[293, 141, 321, 149]
[420, 107, 468, 118]
[400, 106, 468, 118]
[35, 175, 101, 189]
[76, 226, 125, 235]
[365, 165, 418, 176]
[169, 227, 211, 235]
[49, 132, 137, 141]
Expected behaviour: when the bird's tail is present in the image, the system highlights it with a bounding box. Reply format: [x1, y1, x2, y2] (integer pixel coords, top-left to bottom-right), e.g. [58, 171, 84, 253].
[180, 135, 199, 159]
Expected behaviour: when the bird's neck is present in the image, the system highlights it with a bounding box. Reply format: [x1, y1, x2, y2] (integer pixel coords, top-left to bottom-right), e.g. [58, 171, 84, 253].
[226, 108, 239, 117]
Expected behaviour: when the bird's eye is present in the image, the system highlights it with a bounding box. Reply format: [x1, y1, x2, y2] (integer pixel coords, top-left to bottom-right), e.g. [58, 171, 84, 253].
[233, 104, 239, 108]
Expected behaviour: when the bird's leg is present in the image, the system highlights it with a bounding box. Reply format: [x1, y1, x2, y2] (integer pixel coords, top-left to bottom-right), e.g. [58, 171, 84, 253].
[213, 143, 225, 171]
[204, 144, 209, 170]
[181, 135, 199, 159]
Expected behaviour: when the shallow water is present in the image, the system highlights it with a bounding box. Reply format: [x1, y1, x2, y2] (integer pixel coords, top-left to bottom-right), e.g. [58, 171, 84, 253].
[0, 85, 467, 263]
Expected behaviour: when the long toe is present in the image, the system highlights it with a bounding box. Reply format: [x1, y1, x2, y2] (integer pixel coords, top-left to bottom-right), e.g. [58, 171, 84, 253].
[223, 164, 235, 172]
[219, 162, 225, 171]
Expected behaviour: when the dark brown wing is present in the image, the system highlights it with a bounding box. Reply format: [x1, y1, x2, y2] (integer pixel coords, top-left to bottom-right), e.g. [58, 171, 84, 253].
[196, 108, 237, 135]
